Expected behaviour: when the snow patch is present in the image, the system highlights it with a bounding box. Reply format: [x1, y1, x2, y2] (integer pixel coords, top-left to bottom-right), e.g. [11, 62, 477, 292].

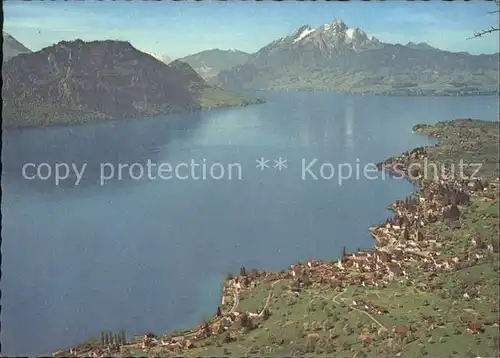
[146, 52, 172, 64]
[345, 28, 355, 39]
[197, 64, 213, 74]
[294, 27, 316, 43]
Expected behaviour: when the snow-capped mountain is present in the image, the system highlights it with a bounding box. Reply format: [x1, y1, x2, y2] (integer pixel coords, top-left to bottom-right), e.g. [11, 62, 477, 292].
[254, 19, 382, 61]
[214, 18, 499, 95]
[289, 19, 382, 52]
[145, 52, 173, 64]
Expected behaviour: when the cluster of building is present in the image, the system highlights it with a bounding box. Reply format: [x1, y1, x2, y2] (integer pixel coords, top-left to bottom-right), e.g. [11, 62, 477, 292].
[142, 334, 195, 351]
[284, 148, 498, 297]
[129, 270, 275, 353]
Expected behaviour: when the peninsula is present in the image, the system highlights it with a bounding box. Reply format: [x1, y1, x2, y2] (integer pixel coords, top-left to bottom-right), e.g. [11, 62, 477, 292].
[54, 118, 499, 357]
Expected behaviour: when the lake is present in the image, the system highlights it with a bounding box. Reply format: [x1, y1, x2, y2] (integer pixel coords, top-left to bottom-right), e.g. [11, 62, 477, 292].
[1, 92, 498, 356]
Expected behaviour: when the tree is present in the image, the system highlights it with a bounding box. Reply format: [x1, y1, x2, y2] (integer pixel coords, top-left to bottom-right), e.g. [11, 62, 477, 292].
[239, 312, 253, 331]
[468, 0, 499, 39]
[200, 319, 211, 336]
[448, 203, 460, 220]
[300, 274, 311, 287]
[416, 229, 423, 242]
[119, 330, 126, 345]
[396, 215, 404, 227]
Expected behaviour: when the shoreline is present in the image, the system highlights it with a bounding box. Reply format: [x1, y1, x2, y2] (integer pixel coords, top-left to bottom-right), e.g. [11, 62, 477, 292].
[53, 118, 500, 357]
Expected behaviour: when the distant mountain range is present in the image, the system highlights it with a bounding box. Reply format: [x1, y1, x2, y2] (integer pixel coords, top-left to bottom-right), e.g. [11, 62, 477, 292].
[178, 49, 251, 80]
[213, 19, 499, 95]
[3, 32, 32, 62]
[1, 40, 261, 128]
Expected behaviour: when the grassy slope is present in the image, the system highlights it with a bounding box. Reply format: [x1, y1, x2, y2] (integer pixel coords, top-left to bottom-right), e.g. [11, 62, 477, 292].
[54, 119, 499, 358]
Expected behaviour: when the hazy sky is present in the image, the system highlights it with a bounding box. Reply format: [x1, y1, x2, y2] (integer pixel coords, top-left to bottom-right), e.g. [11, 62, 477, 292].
[3, 0, 499, 58]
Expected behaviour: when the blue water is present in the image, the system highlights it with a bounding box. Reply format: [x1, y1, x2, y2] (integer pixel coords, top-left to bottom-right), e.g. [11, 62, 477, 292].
[1, 92, 498, 356]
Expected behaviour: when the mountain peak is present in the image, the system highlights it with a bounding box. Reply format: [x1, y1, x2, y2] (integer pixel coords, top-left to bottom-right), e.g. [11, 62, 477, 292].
[329, 18, 345, 26]
[293, 25, 316, 43]
[328, 18, 348, 32]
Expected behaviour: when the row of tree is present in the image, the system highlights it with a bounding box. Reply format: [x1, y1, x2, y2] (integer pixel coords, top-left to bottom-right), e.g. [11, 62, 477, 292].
[100, 330, 126, 346]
